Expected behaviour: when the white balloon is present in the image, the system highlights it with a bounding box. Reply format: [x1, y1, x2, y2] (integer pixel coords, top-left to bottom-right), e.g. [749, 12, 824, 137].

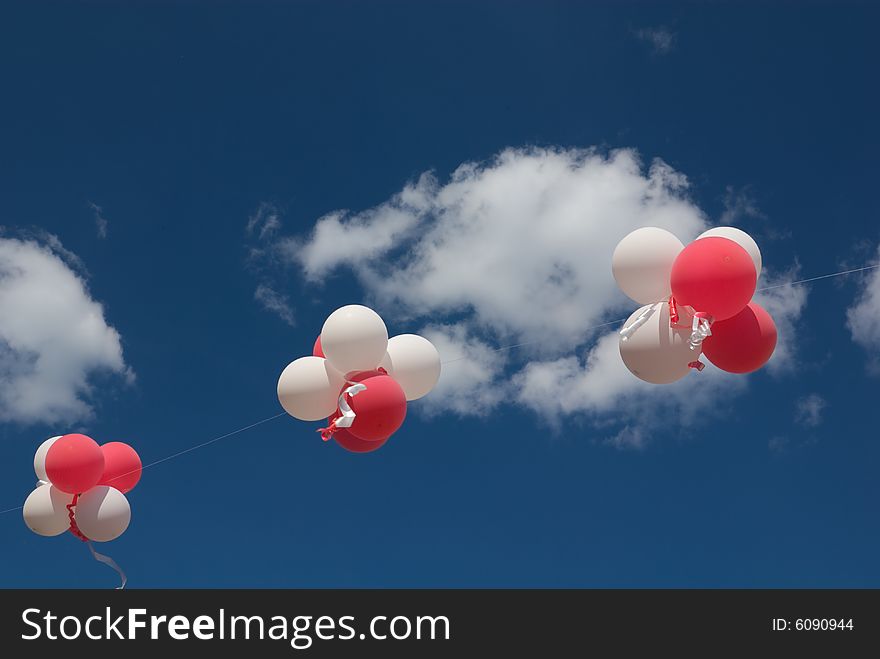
[33, 435, 62, 482]
[612, 228, 684, 304]
[320, 305, 388, 374]
[74, 486, 131, 542]
[697, 226, 762, 278]
[619, 302, 699, 384]
[23, 485, 73, 537]
[277, 356, 345, 421]
[383, 334, 441, 401]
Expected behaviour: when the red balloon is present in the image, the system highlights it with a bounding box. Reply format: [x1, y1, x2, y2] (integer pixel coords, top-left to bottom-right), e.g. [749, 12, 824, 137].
[702, 302, 777, 373]
[45, 434, 105, 494]
[98, 442, 142, 493]
[670, 237, 757, 321]
[346, 374, 407, 441]
[313, 335, 325, 358]
[333, 427, 389, 453]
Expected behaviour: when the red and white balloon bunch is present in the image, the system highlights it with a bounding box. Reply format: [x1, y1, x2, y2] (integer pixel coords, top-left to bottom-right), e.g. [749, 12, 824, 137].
[277, 305, 441, 453]
[23, 434, 141, 543]
[612, 226, 777, 384]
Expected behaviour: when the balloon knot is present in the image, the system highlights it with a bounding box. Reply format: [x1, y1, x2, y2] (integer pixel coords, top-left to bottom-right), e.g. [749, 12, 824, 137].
[66, 494, 89, 543]
[688, 360, 706, 372]
[377, 367, 388, 375]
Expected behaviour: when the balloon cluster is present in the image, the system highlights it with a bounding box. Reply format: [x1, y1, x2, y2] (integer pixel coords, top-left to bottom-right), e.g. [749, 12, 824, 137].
[612, 226, 777, 383]
[23, 434, 141, 543]
[277, 305, 441, 453]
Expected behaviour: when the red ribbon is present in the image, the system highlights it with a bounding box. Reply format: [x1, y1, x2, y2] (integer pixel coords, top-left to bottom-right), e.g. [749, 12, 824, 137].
[66, 493, 89, 542]
[668, 296, 679, 325]
[318, 409, 343, 441]
[317, 420, 338, 442]
[688, 360, 705, 372]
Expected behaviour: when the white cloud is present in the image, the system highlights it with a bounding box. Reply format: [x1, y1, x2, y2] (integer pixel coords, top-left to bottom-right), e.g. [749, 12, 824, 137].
[288, 176, 432, 278]
[88, 201, 108, 239]
[753, 266, 808, 374]
[794, 393, 826, 428]
[254, 284, 295, 327]
[0, 237, 131, 424]
[418, 324, 508, 417]
[297, 148, 708, 351]
[846, 246, 880, 373]
[279, 147, 806, 446]
[635, 27, 676, 55]
[514, 332, 746, 444]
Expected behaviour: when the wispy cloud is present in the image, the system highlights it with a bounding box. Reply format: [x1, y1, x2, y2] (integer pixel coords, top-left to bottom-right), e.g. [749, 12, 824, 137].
[794, 393, 827, 428]
[768, 436, 789, 453]
[245, 202, 297, 326]
[635, 26, 676, 55]
[246, 202, 281, 241]
[34, 230, 89, 276]
[254, 284, 295, 327]
[719, 186, 765, 226]
[88, 201, 108, 239]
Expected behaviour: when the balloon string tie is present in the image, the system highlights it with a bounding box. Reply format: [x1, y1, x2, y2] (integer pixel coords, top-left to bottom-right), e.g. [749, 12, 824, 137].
[688, 360, 706, 372]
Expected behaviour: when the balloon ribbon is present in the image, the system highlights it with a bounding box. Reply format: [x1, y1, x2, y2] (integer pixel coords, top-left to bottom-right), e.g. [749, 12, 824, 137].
[668, 296, 680, 325]
[619, 305, 656, 341]
[688, 312, 713, 351]
[66, 494, 127, 589]
[318, 383, 367, 441]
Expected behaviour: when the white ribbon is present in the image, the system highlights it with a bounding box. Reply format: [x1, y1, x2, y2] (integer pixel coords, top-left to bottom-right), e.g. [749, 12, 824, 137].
[85, 541, 127, 589]
[333, 383, 367, 429]
[619, 305, 657, 341]
[689, 315, 713, 351]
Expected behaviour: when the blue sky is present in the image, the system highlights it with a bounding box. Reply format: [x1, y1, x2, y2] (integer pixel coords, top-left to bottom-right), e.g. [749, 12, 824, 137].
[1, 2, 879, 587]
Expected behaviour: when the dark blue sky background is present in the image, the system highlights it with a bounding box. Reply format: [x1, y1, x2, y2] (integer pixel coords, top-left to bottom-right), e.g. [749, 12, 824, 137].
[1, 2, 879, 587]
